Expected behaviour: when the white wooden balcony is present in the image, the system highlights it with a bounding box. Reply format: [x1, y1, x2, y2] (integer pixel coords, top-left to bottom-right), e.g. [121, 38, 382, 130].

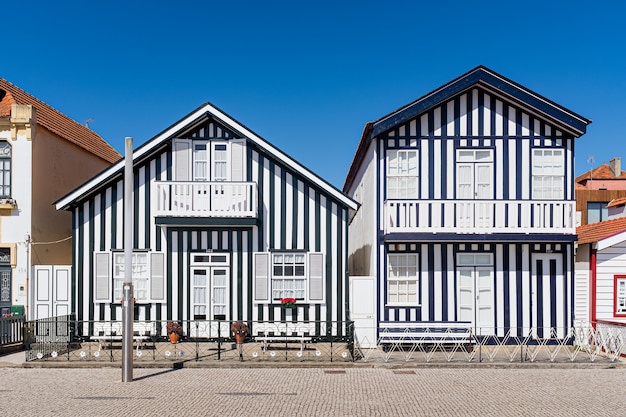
[384, 200, 576, 234]
[153, 181, 257, 218]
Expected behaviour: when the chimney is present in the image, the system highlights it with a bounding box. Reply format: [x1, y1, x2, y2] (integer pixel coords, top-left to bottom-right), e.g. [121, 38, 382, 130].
[610, 157, 621, 177]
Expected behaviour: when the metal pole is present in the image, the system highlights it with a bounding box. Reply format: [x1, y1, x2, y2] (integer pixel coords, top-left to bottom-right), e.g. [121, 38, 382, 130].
[122, 137, 134, 382]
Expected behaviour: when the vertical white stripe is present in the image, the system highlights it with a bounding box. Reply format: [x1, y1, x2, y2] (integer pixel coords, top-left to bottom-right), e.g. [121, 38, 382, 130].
[434, 107, 442, 136]
[472, 89, 479, 136]
[483, 94, 491, 136]
[262, 157, 271, 250]
[331, 202, 338, 323]
[534, 119, 540, 136]
[285, 173, 294, 250]
[274, 166, 282, 248]
[495, 139, 503, 199]
[433, 244, 442, 321]
[522, 245, 530, 335]
[399, 125, 405, 137]
[116, 181, 123, 249]
[495, 100, 503, 136]
[410, 119, 417, 136]
[521, 139, 530, 199]
[460, 94, 467, 136]
[508, 106, 516, 137]
[446, 100, 454, 136]
[508, 246, 517, 336]
[545, 125, 552, 136]
[421, 244, 429, 320]
[447, 245, 455, 321]
[309, 189, 317, 251]
[496, 245, 504, 337]
[297, 180, 305, 249]
[446, 140, 454, 200]
[420, 114, 429, 136]
[149, 159, 158, 251]
[508, 138, 516, 199]
[138, 166, 146, 249]
[521, 113, 530, 136]
[104, 188, 112, 251]
[421, 139, 429, 198]
[433, 139, 441, 199]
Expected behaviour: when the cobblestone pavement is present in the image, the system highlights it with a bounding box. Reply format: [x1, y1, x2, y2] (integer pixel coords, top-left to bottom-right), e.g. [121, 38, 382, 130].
[1, 366, 625, 416]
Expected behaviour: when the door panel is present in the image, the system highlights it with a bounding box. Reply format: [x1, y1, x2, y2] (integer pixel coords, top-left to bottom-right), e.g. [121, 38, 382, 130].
[457, 266, 494, 335]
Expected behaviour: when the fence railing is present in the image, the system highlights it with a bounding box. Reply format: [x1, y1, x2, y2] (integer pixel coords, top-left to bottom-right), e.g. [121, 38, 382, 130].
[0, 315, 25, 352]
[21, 318, 626, 364]
[25, 318, 355, 363]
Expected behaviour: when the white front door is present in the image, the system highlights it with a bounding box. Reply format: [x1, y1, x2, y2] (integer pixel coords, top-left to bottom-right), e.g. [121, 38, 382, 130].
[349, 276, 376, 348]
[33, 266, 71, 320]
[457, 255, 494, 335]
[191, 266, 229, 321]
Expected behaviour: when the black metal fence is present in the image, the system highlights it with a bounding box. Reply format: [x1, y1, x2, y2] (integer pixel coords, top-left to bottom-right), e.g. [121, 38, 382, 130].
[25, 317, 356, 363]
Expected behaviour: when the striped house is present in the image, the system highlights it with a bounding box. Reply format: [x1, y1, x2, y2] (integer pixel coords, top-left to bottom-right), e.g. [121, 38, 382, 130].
[344, 66, 591, 341]
[55, 103, 357, 336]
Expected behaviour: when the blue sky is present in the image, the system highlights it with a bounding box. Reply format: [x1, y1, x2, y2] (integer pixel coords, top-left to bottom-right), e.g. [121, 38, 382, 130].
[4, 1, 625, 189]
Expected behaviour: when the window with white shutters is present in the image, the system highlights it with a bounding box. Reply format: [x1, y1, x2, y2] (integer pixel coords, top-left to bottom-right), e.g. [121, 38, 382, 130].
[253, 251, 325, 303]
[95, 252, 165, 303]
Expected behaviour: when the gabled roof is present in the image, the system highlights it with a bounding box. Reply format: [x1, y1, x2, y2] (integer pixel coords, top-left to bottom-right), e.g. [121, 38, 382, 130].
[55, 102, 357, 211]
[344, 66, 592, 192]
[575, 162, 626, 185]
[576, 216, 626, 245]
[0, 79, 120, 163]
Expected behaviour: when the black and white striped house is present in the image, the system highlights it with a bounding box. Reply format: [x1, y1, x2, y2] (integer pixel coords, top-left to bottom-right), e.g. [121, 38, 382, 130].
[344, 66, 591, 341]
[55, 103, 357, 336]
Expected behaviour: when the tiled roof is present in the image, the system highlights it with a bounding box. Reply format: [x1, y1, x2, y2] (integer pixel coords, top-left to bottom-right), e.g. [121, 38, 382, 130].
[576, 216, 626, 245]
[575, 162, 626, 184]
[607, 197, 626, 208]
[0, 79, 120, 163]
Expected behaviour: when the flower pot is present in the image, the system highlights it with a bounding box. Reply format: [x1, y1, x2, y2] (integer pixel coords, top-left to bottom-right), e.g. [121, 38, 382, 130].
[169, 332, 180, 344]
[234, 333, 246, 344]
[282, 303, 296, 309]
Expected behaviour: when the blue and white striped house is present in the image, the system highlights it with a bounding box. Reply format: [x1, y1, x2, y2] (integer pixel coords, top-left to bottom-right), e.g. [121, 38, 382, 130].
[55, 103, 357, 336]
[344, 66, 591, 341]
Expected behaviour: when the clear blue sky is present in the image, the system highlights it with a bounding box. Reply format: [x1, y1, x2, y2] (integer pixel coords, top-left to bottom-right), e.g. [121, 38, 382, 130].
[4, 1, 625, 189]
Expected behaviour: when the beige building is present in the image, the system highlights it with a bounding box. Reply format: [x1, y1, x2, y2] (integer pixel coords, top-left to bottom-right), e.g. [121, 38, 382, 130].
[0, 79, 119, 319]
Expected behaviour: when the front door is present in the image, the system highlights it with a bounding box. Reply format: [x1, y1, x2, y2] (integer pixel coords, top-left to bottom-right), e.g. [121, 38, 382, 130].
[0, 266, 10, 317]
[457, 253, 494, 335]
[190, 253, 230, 338]
[349, 275, 376, 348]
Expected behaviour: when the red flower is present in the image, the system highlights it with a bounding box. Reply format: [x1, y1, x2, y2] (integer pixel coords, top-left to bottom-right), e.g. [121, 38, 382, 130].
[281, 297, 297, 305]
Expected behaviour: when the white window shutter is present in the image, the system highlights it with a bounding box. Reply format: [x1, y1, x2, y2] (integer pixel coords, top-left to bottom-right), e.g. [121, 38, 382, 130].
[94, 252, 111, 302]
[230, 139, 246, 181]
[173, 139, 191, 181]
[309, 253, 324, 302]
[253, 253, 270, 302]
[150, 252, 165, 302]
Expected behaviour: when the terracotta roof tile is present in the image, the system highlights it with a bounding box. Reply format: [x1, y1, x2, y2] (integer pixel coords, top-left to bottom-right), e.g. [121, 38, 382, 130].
[576, 216, 626, 245]
[575, 162, 626, 184]
[606, 197, 626, 208]
[0, 79, 120, 163]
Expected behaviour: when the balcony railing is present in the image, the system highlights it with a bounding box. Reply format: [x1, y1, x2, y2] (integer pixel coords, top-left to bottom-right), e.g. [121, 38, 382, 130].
[153, 181, 258, 218]
[384, 200, 576, 234]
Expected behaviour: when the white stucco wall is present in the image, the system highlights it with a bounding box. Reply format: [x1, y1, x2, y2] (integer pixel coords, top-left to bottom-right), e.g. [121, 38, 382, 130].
[347, 141, 377, 277]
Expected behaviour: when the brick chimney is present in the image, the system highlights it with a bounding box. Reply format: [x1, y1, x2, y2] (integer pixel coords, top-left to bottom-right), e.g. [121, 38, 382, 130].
[610, 157, 621, 177]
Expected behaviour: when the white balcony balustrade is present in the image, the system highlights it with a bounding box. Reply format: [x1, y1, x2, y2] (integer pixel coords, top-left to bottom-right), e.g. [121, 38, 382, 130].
[153, 181, 257, 218]
[384, 200, 576, 234]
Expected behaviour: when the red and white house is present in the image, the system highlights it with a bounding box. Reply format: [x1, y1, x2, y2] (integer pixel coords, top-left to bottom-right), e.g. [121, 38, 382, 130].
[575, 215, 626, 325]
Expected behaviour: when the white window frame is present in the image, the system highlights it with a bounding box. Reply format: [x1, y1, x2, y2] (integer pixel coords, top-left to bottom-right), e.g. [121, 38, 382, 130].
[532, 148, 564, 200]
[456, 149, 493, 200]
[113, 252, 149, 302]
[0, 141, 11, 198]
[386, 149, 418, 199]
[271, 252, 306, 301]
[387, 253, 419, 305]
[615, 275, 626, 316]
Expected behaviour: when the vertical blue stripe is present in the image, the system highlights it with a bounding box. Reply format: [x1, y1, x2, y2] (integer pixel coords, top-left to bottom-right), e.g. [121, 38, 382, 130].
[441, 244, 448, 321]
[502, 243, 510, 331]
[428, 244, 435, 320]
[550, 259, 557, 330]
[516, 245, 523, 332]
[536, 259, 543, 338]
